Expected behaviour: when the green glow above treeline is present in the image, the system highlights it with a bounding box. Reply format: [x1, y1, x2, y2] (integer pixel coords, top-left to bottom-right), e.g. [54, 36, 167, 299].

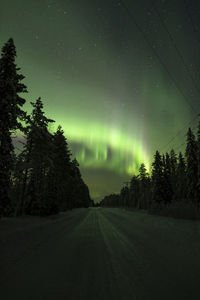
[54, 119, 150, 175]
[2, 0, 196, 199]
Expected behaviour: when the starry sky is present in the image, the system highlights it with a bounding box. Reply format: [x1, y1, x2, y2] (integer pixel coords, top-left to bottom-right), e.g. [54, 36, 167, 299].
[1, 0, 200, 200]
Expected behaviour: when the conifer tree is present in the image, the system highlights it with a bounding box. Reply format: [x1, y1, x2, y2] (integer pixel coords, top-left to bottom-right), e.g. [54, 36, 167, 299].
[138, 163, 150, 208]
[196, 121, 200, 205]
[170, 149, 177, 176]
[0, 38, 27, 216]
[70, 158, 90, 208]
[152, 151, 164, 204]
[185, 127, 198, 204]
[129, 175, 140, 207]
[22, 98, 55, 215]
[11, 151, 26, 215]
[170, 149, 177, 199]
[176, 152, 186, 202]
[162, 152, 173, 204]
[48, 125, 72, 211]
[120, 184, 130, 207]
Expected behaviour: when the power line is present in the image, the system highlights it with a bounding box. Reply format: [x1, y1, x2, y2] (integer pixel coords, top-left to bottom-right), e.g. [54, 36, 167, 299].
[160, 114, 199, 152]
[152, 0, 200, 96]
[183, 0, 200, 44]
[175, 117, 199, 153]
[174, 141, 187, 154]
[119, 0, 200, 158]
[119, 0, 197, 114]
[172, 116, 199, 154]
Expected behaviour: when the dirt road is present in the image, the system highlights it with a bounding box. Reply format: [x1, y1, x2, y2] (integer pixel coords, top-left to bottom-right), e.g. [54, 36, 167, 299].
[0, 207, 200, 300]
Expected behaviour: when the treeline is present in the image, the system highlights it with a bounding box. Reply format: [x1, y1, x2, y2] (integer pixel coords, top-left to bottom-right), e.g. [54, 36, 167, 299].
[0, 38, 91, 217]
[100, 125, 200, 219]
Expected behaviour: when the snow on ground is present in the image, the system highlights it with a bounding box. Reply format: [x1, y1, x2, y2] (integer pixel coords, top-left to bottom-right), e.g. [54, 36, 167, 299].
[0, 207, 200, 300]
[0, 210, 83, 279]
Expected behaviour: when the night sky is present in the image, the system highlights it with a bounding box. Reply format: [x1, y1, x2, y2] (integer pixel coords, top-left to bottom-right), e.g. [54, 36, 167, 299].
[1, 0, 200, 200]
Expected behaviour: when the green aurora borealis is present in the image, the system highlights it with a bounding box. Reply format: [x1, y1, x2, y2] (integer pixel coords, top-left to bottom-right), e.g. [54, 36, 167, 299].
[1, 0, 200, 200]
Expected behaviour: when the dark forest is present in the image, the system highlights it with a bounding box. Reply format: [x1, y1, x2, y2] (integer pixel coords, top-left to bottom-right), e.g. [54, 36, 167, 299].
[1, 1, 200, 298]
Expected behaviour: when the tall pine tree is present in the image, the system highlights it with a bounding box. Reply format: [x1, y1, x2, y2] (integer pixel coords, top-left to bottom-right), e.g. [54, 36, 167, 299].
[48, 125, 72, 211]
[170, 149, 177, 200]
[162, 152, 173, 204]
[0, 38, 27, 217]
[185, 127, 198, 204]
[22, 98, 55, 215]
[196, 121, 200, 205]
[70, 158, 91, 208]
[138, 163, 150, 208]
[129, 175, 140, 208]
[176, 152, 186, 202]
[152, 151, 164, 205]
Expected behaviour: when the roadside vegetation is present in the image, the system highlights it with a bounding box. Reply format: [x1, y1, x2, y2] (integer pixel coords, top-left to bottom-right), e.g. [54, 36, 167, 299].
[100, 127, 200, 220]
[0, 39, 90, 217]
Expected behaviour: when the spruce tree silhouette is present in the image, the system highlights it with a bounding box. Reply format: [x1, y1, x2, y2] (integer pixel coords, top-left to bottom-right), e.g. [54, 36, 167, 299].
[0, 38, 27, 217]
[170, 149, 177, 200]
[152, 151, 164, 205]
[176, 152, 186, 202]
[48, 125, 72, 211]
[21, 98, 55, 215]
[138, 163, 150, 209]
[197, 122, 200, 205]
[70, 158, 91, 208]
[186, 128, 198, 204]
[129, 175, 140, 208]
[162, 152, 173, 204]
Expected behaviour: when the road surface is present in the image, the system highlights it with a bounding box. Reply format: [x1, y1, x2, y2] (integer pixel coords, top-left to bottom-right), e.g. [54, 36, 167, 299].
[0, 207, 200, 300]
